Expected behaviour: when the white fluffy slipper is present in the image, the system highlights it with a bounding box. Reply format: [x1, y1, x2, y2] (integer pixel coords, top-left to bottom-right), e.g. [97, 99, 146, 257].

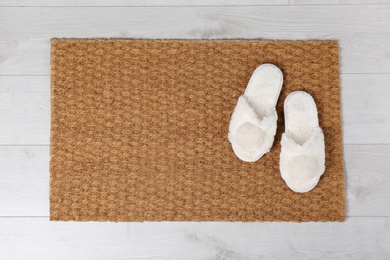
[280, 91, 325, 193]
[228, 64, 283, 162]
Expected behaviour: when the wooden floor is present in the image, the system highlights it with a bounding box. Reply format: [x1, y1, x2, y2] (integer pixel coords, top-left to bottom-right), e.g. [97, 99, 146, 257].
[1, 0, 390, 259]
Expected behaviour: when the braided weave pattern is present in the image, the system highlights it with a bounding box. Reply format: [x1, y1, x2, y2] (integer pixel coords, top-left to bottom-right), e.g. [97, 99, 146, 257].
[50, 39, 345, 222]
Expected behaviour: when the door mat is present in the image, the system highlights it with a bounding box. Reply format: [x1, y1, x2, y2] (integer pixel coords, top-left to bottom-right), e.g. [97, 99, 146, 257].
[50, 39, 345, 222]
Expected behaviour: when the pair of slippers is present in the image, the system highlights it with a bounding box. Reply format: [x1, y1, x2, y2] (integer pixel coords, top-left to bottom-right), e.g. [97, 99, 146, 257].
[228, 64, 325, 193]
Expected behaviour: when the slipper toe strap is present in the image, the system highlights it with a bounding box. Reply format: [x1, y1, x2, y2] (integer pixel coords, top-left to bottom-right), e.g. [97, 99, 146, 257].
[280, 127, 325, 182]
[228, 96, 277, 154]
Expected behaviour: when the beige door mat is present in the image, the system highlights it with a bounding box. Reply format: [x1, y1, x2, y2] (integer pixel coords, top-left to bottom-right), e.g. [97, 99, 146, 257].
[50, 39, 345, 222]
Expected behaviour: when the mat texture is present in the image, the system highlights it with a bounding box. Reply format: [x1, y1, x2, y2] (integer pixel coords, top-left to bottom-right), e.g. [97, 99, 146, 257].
[50, 39, 345, 222]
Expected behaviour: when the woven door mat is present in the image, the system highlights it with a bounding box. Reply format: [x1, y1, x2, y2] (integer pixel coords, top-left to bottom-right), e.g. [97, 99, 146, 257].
[50, 39, 345, 222]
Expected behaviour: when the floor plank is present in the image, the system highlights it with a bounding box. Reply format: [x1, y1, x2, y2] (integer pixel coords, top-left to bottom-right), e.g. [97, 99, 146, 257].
[0, 0, 288, 7]
[290, 0, 390, 5]
[342, 74, 390, 144]
[2, 0, 390, 7]
[2, 74, 389, 145]
[0, 76, 50, 145]
[0, 5, 390, 75]
[0, 146, 49, 216]
[345, 145, 390, 216]
[1, 145, 389, 217]
[0, 217, 389, 259]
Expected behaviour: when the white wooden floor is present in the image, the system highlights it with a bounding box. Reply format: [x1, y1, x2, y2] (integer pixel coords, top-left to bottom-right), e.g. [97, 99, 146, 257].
[1, 1, 390, 259]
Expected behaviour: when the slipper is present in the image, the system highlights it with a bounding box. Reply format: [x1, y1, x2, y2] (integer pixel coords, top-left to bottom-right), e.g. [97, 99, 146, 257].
[228, 64, 283, 162]
[280, 91, 325, 193]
